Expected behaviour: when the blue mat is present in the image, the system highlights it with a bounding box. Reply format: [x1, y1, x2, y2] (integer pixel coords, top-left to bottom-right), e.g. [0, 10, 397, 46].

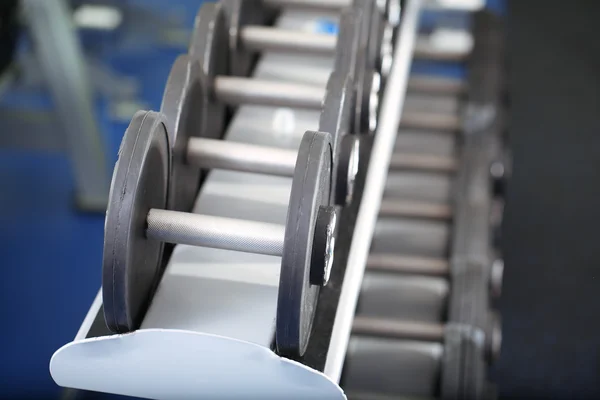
[0, 149, 105, 398]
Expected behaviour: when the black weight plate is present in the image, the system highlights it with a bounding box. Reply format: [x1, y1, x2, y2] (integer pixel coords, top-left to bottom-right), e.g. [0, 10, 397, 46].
[189, 2, 229, 78]
[448, 262, 491, 347]
[276, 130, 333, 357]
[189, 2, 228, 140]
[441, 325, 488, 400]
[160, 54, 203, 212]
[319, 71, 354, 205]
[222, 0, 274, 77]
[354, 52, 380, 134]
[353, 0, 377, 70]
[367, 3, 385, 72]
[335, 134, 361, 206]
[333, 9, 362, 82]
[102, 111, 171, 333]
[353, 0, 371, 51]
[320, 72, 354, 153]
[342, 1, 380, 134]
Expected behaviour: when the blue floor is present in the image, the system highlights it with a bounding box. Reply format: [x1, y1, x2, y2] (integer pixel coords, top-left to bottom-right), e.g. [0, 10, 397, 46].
[0, 150, 105, 398]
[0, 2, 503, 398]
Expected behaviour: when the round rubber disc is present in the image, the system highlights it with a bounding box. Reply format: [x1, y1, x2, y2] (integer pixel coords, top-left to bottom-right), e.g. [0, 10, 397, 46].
[160, 54, 203, 212]
[223, 0, 271, 77]
[102, 111, 171, 333]
[189, 2, 228, 78]
[354, 54, 379, 134]
[189, 2, 227, 140]
[355, 0, 374, 68]
[319, 71, 354, 205]
[320, 71, 354, 157]
[276, 130, 333, 357]
[334, 9, 361, 82]
[367, 3, 384, 71]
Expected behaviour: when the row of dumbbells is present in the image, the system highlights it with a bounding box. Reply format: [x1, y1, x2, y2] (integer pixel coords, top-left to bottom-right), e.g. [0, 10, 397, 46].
[100, 0, 404, 360]
[341, 10, 508, 400]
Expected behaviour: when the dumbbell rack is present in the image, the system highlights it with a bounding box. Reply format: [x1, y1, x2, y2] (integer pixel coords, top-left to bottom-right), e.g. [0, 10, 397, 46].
[341, 9, 507, 400]
[49, 0, 506, 399]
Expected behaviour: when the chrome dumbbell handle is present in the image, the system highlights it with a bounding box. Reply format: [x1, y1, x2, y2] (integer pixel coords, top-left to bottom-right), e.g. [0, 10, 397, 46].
[240, 26, 337, 55]
[147, 209, 285, 256]
[187, 137, 297, 177]
[146, 208, 337, 286]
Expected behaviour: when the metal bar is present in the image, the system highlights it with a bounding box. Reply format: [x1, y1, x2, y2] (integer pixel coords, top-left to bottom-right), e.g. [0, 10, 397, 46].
[400, 111, 462, 131]
[367, 254, 449, 276]
[187, 137, 297, 177]
[353, 316, 444, 342]
[407, 75, 466, 95]
[215, 76, 325, 109]
[403, 93, 461, 115]
[146, 209, 285, 256]
[359, 273, 448, 323]
[389, 153, 457, 172]
[394, 130, 456, 157]
[21, 0, 110, 211]
[263, 0, 351, 11]
[385, 171, 453, 203]
[371, 218, 450, 258]
[324, 0, 422, 381]
[379, 199, 452, 220]
[422, 0, 485, 11]
[344, 336, 441, 398]
[414, 42, 470, 62]
[240, 26, 337, 54]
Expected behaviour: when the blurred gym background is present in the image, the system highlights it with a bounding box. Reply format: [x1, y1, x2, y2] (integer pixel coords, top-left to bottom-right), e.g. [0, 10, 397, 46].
[2, 1, 599, 399]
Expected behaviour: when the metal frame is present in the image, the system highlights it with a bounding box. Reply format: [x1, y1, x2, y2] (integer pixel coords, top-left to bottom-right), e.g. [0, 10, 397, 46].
[49, 1, 422, 398]
[21, 0, 111, 211]
[324, 0, 421, 380]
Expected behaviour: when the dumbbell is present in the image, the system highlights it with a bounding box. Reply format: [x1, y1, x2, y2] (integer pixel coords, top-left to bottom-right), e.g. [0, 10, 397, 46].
[221, 0, 389, 75]
[352, 315, 501, 358]
[167, 3, 365, 213]
[368, 163, 500, 355]
[364, 191, 502, 357]
[161, 53, 359, 213]
[372, 197, 503, 292]
[366, 253, 503, 297]
[354, 269, 502, 362]
[187, 3, 353, 110]
[103, 110, 339, 358]
[189, 2, 381, 137]
[344, 322, 493, 399]
[164, 55, 359, 210]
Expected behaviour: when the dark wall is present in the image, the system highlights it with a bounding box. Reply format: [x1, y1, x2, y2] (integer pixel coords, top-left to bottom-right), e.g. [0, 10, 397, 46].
[494, 1, 600, 399]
